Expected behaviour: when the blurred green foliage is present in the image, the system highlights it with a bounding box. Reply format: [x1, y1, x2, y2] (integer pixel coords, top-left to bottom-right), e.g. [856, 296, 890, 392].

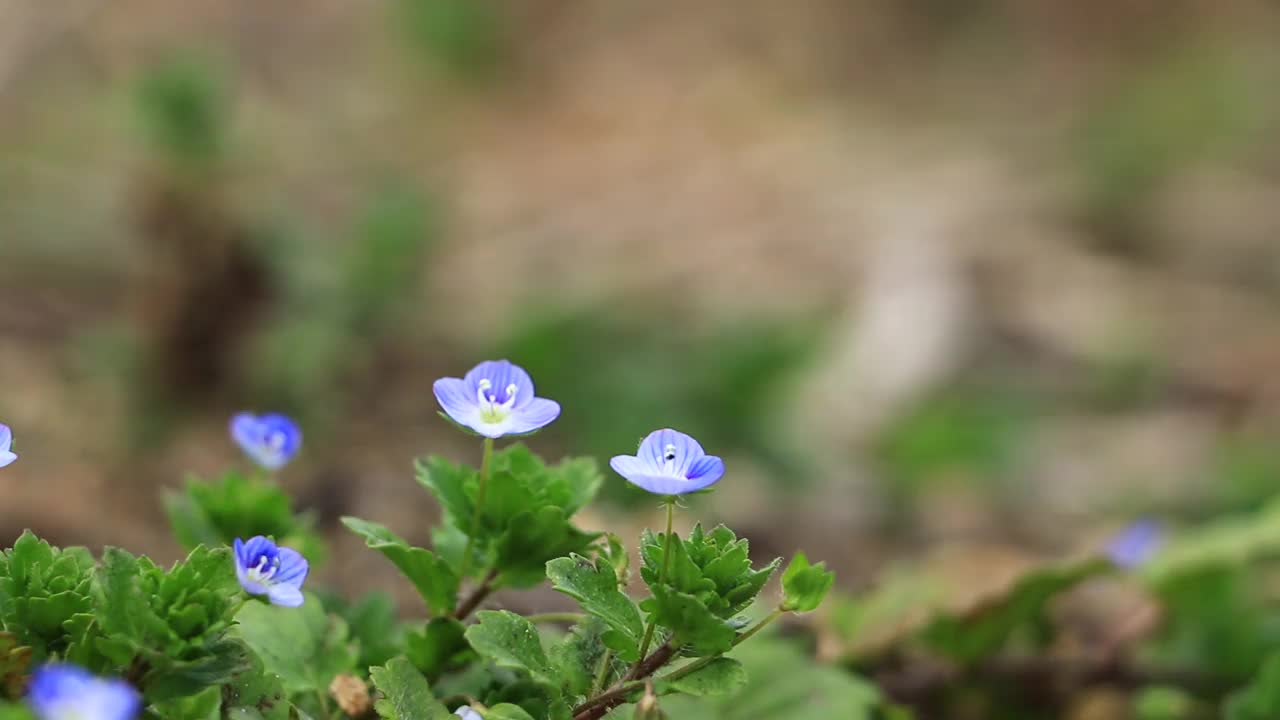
[135, 53, 230, 171]
[872, 381, 1036, 521]
[393, 0, 504, 79]
[1075, 42, 1258, 244]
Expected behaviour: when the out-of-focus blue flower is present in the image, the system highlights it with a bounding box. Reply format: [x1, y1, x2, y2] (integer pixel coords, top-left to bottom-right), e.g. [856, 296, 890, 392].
[433, 360, 560, 439]
[234, 536, 308, 607]
[1106, 519, 1164, 569]
[610, 428, 725, 496]
[27, 663, 140, 720]
[0, 424, 15, 468]
[230, 413, 302, 470]
[454, 707, 482, 720]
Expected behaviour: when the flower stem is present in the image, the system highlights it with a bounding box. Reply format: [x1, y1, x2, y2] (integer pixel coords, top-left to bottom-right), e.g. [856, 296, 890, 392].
[634, 499, 675, 665]
[459, 437, 494, 580]
[658, 608, 785, 685]
[591, 649, 614, 695]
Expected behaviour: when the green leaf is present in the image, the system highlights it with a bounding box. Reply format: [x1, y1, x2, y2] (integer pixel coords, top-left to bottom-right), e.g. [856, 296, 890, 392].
[1227, 653, 1280, 720]
[415, 456, 476, 527]
[233, 594, 357, 694]
[659, 634, 879, 719]
[1142, 499, 1280, 590]
[328, 591, 404, 670]
[546, 555, 644, 662]
[152, 686, 222, 720]
[405, 618, 471, 679]
[657, 657, 746, 697]
[495, 508, 599, 588]
[222, 652, 290, 720]
[341, 517, 459, 615]
[164, 471, 326, 568]
[549, 619, 608, 699]
[542, 457, 604, 516]
[780, 552, 834, 613]
[142, 638, 254, 702]
[486, 705, 538, 720]
[464, 611, 555, 686]
[643, 588, 734, 656]
[0, 532, 96, 658]
[369, 656, 452, 719]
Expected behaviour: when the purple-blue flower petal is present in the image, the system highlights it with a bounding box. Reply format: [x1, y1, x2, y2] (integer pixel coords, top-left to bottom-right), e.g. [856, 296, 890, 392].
[505, 398, 562, 436]
[434, 377, 478, 426]
[464, 360, 535, 406]
[230, 412, 301, 470]
[0, 424, 17, 468]
[685, 455, 725, 485]
[273, 548, 309, 587]
[28, 664, 140, 720]
[611, 428, 723, 496]
[266, 584, 305, 607]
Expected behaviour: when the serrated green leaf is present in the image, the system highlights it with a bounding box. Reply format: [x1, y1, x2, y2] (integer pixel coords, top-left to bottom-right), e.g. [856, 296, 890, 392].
[406, 618, 470, 679]
[644, 588, 734, 656]
[222, 652, 290, 720]
[143, 639, 254, 702]
[415, 456, 476, 527]
[341, 517, 459, 615]
[152, 685, 222, 720]
[495, 509, 599, 588]
[486, 704, 538, 720]
[546, 556, 643, 662]
[780, 552, 834, 614]
[0, 532, 96, 659]
[233, 594, 357, 694]
[657, 657, 746, 697]
[550, 618, 608, 699]
[369, 656, 453, 719]
[641, 530, 713, 600]
[164, 471, 326, 568]
[543, 457, 603, 516]
[464, 611, 555, 685]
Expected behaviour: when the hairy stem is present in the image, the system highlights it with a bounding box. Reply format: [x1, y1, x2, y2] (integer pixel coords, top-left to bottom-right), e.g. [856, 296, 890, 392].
[459, 437, 494, 580]
[452, 568, 499, 621]
[591, 648, 614, 696]
[574, 642, 675, 720]
[634, 500, 674, 664]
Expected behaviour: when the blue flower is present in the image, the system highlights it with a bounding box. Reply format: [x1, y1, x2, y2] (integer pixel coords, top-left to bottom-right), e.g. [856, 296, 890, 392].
[234, 536, 309, 607]
[27, 664, 140, 720]
[433, 360, 561, 439]
[231, 413, 302, 470]
[610, 428, 725, 496]
[0, 424, 15, 468]
[454, 708, 482, 720]
[1106, 520, 1164, 569]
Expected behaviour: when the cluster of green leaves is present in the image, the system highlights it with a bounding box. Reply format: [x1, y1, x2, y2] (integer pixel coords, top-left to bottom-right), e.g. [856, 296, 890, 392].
[0, 531, 310, 717]
[164, 470, 327, 568]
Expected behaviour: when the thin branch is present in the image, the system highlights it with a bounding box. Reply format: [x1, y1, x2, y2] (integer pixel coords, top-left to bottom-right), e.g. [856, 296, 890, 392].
[452, 569, 499, 621]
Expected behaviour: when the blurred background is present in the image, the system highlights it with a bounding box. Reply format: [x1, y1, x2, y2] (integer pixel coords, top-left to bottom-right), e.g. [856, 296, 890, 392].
[2, 0, 1280, 711]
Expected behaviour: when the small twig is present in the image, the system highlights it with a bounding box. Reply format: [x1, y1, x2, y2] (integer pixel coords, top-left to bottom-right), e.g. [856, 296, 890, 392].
[452, 569, 499, 621]
[574, 642, 676, 720]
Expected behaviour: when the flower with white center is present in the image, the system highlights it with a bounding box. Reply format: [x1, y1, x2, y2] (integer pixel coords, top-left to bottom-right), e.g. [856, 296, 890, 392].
[433, 360, 561, 439]
[0, 424, 15, 468]
[233, 535, 309, 607]
[230, 412, 302, 471]
[27, 664, 140, 720]
[609, 428, 725, 496]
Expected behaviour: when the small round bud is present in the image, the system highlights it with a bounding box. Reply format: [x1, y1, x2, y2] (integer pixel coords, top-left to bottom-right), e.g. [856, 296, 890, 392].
[329, 673, 371, 717]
